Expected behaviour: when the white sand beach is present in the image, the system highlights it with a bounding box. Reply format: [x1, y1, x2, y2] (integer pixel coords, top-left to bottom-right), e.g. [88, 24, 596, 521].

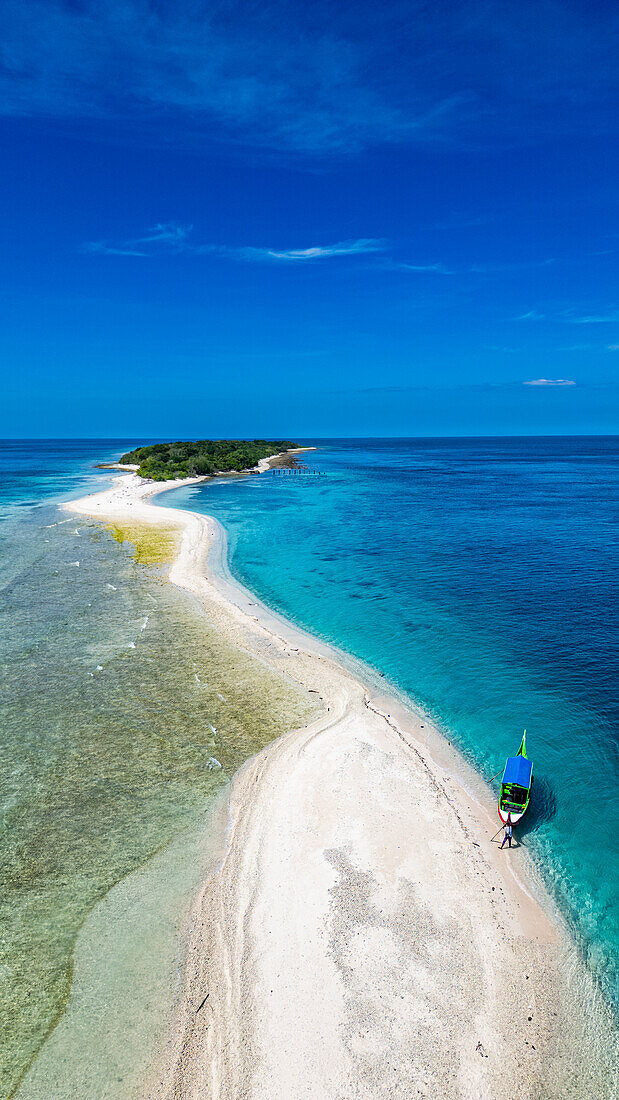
[65, 464, 616, 1100]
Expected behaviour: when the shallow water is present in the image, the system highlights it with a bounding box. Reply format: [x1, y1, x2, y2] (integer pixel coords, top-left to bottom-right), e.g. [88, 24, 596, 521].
[0, 442, 315, 1097]
[163, 437, 619, 1007]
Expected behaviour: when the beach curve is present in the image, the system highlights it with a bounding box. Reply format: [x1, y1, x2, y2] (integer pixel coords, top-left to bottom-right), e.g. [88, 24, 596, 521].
[63, 465, 617, 1100]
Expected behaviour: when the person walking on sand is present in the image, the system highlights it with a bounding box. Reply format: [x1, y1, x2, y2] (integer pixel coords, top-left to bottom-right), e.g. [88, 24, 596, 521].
[501, 813, 513, 849]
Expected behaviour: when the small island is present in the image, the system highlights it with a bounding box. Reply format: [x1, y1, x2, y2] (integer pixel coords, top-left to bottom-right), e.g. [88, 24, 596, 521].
[120, 439, 297, 481]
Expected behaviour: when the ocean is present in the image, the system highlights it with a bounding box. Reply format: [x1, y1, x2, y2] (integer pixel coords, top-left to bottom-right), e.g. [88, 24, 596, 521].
[163, 437, 619, 1008]
[0, 441, 314, 1098]
[1, 437, 617, 1093]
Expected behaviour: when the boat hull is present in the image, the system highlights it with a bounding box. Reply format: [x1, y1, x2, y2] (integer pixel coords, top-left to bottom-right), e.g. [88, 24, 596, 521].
[498, 804, 526, 825]
[497, 732, 532, 826]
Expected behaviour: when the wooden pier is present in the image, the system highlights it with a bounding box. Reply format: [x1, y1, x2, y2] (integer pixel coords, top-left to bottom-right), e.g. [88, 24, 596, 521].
[271, 464, 326, 477]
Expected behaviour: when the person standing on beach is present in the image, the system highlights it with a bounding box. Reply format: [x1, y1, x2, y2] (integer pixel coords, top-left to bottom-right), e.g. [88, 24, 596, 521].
[501, 814, 513, 849]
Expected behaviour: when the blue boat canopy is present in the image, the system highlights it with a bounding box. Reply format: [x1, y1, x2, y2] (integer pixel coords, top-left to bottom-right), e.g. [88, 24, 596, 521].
[503, 755, 532, 788]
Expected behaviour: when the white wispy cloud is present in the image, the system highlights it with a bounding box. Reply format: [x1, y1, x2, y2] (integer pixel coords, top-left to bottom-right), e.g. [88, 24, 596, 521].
[523, 378, 576, 386]
[515, 307, 619, 324]
[135, 223, 193, 245]
[341, 379, 580, 396]
[566, 311, 619, 324]
[393, 261, 454, 275]
[83, 224, 384, 263]
[0, 0, 616, 155]
[85, 244, 149, 257]
[391, 258, 554, 277]
[241, 239, 386, 262]
[83, 222, 195, 256]
[557, 343, 619, 352]
[0, 0, 457, 154]
[83, 227, 568, 282]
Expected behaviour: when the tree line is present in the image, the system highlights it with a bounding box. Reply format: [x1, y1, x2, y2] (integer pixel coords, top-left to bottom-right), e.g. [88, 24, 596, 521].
[120, 439, 296, 481]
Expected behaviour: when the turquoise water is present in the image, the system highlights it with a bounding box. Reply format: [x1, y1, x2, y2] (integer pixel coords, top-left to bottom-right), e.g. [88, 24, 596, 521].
[163, 437, 619, 1008]
[1, 437, 616, 1091]
[0, 441, 315, 1096]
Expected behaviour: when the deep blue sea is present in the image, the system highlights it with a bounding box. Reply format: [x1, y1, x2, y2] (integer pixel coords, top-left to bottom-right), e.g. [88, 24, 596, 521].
[163, 437, 619, 1006]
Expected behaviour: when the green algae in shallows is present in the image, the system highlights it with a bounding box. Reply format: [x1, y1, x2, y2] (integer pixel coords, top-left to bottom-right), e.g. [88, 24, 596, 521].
[1, 522, 319, 1098]
[107, 522, 179, 565]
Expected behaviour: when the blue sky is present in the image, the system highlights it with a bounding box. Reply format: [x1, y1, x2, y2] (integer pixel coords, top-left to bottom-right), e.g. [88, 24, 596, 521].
[1, 0, 618, 437]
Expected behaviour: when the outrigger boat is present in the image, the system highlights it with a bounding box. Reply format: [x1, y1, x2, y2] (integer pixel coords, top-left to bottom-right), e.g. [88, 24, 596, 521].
[498, 731, 533, 825]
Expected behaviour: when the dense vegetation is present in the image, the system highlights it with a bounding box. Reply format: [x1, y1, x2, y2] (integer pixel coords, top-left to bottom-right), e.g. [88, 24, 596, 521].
[120, 439, 296, 481]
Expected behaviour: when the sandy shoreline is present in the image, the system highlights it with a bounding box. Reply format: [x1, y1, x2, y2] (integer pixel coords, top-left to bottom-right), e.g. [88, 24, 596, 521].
[64, 462, 616, 1099]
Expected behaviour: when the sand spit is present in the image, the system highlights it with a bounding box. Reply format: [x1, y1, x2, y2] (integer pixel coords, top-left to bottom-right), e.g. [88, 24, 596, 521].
[65, 464, 616, 1100]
